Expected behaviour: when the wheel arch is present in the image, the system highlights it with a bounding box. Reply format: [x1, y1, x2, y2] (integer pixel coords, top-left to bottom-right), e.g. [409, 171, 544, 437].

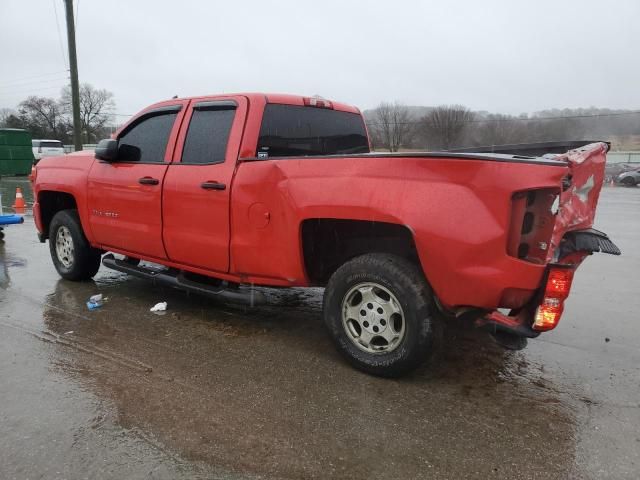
[300, 218, 422, 286]
[38, 190, 79, 240]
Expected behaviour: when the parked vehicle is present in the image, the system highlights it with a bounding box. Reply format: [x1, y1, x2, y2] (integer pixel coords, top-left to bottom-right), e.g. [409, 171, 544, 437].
[32, 139, 65, 163]
[31, 93, 620, 376]
[616, 168, 640, 186]
[605, 162, 640, 184]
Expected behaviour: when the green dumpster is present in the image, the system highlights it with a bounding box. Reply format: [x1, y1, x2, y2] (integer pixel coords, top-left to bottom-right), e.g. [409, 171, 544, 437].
[0, 128, 35, 176]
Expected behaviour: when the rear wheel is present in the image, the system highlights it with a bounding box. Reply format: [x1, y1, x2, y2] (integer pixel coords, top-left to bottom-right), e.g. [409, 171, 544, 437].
[621, 176, 637, 186]
[323, 253, 437, 377]
[49, 209, 102, 280]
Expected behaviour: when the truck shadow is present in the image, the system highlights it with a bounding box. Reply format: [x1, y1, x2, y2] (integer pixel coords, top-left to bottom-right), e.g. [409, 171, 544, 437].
[41, 274, 580, 479]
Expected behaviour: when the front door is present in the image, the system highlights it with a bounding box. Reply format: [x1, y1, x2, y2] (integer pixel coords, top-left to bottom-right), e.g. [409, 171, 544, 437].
[162, 97, 247, 272]
[87, 103, 186, 259]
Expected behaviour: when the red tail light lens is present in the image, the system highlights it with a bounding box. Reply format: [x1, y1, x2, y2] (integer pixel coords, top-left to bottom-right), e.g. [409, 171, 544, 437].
[545, 268, 574, 299]
[533, 267, 575, 331]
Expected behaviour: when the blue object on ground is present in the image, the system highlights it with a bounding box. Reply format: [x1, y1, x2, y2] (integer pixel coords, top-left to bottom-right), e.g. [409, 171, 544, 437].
[86, 300, 103, 310]
[0, 214, 24, 226]
[86, 294, 104, 310]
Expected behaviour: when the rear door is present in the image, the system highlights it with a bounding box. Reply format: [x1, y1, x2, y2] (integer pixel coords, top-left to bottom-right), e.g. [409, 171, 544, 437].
[87, 103, 187, 258]
[162, 96, 247, 272]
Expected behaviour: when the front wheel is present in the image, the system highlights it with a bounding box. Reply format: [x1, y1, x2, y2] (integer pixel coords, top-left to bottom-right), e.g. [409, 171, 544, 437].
[323, 254, 437, 377]
[49, 209, 102, 281]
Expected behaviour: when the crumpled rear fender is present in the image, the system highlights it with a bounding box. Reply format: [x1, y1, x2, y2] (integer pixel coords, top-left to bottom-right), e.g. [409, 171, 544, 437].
[549, 142, 608, 262]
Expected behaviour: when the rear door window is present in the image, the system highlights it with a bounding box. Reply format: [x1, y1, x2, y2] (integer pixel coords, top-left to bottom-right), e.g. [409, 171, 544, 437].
[117, 111, 178, 163]
[181, 104, 236, 164]
[257, 104, 369, 157]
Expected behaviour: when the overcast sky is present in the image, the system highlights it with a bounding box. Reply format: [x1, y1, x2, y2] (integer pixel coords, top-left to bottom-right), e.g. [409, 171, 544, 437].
[1, 0, 638, 119]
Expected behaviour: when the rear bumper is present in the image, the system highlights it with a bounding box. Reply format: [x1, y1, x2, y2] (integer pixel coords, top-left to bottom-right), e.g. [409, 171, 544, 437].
[477, 229, 620, 337]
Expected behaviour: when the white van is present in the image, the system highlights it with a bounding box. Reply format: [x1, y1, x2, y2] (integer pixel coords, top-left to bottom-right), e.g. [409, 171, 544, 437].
[32, 139, 65, 162]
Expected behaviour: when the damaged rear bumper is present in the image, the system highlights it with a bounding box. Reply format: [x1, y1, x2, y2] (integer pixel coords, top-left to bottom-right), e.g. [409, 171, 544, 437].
[477, 228, 620, 338]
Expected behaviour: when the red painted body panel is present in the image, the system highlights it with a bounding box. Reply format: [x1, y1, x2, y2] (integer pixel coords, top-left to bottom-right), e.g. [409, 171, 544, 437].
[31, 151, 95, 241]
[548, 142, 607, 260]
[229, 156, 569, 308]
[87, 99, 189, 258]
[88, 162, 170, 258]
[32, 92, 608, 315]
[162, 96, 249, 272]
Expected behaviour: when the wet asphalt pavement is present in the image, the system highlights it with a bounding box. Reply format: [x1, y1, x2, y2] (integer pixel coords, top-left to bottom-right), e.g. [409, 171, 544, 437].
[0, 178, 638, 479]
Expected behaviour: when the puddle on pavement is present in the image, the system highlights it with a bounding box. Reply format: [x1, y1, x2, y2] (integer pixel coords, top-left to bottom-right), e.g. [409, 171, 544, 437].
[35, 269, 582, 480]
[0, 223, 583, 478]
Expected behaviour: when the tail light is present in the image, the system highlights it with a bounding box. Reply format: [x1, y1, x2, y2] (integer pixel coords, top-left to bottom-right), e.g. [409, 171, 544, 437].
[533, 267, 574, 331]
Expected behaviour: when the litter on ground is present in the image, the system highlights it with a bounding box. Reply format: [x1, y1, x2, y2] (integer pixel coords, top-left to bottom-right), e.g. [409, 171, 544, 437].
[86, 294, 104, 310]
[150, 302, 167, 313]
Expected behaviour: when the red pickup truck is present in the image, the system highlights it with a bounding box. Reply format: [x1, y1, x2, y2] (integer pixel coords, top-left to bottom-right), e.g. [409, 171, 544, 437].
[32, 93, 620, 376]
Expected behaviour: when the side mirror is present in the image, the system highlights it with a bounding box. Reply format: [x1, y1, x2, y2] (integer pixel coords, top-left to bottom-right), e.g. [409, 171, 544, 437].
[95, 139, 118, 162]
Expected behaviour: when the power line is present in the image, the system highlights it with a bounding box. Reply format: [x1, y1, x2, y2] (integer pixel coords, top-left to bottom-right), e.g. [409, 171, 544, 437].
[0, 70, 69, 86]
[0, 85, 67, 97]
[52, 0, 68, 69]
[365, 110, 640, 126]
[0, 76, 69, 91]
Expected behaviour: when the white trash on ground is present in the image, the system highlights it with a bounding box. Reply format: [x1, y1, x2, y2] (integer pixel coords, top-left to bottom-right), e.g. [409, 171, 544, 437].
[150, 302, 168, 313]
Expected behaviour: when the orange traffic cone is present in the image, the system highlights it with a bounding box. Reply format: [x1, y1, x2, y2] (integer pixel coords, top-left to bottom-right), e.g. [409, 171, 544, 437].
[12, 187, 26, 212]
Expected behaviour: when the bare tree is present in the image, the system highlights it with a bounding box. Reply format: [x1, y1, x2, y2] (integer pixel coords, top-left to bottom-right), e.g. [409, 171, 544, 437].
[0, 108, 16, 127]
[16, 96, 69, 140]
[421, 105, 474, 150]
[61, 83, 115, 143]
[473, 114, 527, 146]
[368, 102, 414, 152]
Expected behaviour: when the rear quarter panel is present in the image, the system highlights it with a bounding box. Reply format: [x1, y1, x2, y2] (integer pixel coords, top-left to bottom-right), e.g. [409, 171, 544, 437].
[230, 156, 569, 308]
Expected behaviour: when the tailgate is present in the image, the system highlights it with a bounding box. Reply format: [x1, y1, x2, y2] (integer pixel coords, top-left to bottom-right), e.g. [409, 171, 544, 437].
[549, 142, 619, 261]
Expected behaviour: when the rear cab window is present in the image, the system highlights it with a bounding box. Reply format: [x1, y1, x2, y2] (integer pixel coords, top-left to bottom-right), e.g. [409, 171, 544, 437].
[257, 104, 369, 158]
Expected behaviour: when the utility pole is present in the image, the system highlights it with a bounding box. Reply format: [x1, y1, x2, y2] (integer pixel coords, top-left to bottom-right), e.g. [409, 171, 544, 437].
[63, 0, 82, 151]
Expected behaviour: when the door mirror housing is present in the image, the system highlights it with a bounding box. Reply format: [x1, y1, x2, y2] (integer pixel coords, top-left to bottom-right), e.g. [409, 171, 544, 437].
[95, 139, 118, 162]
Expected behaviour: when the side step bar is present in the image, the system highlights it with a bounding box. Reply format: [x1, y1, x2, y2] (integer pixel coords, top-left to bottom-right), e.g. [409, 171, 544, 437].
[101, 254, 266, 305]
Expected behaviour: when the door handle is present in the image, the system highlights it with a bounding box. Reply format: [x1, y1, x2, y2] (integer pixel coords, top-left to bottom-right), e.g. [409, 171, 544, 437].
[138, 177, 159, 185]
[201, 181, 226, 191]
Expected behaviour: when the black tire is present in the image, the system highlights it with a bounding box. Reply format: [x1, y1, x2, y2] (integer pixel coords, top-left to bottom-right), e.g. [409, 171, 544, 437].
[621, 176, 637, 186]
[323, 253, 437, 377]
[49, 209, 101, 281]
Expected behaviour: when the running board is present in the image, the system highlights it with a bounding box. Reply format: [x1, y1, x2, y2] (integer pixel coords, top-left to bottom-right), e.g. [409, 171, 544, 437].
[101, 254, 266, 305]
